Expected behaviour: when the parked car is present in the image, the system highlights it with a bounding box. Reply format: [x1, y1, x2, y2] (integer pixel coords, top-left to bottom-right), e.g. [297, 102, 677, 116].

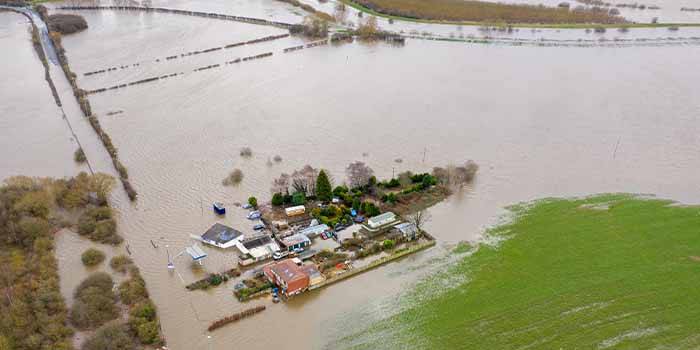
[292, 247, 305, 254]
[242, 203, 252, 209]
[253, 222, 265, 230]
[247, 210, 261, 220]
[273, 251, 289, 260]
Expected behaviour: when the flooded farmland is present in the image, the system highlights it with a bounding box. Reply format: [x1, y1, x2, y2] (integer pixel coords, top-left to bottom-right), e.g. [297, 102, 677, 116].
[2, 0, 700, 349]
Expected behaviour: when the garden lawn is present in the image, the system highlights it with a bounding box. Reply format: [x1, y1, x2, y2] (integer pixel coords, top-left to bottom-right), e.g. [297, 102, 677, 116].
[342, 194, 700, 349]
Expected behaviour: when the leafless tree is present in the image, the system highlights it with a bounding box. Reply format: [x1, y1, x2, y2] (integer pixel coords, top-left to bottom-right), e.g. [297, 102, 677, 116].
[291, 165, 319, 196]
[271, 173, 290, 195]
[407, 210, 431, 232]
[433, 160, 479, 186]
[346, 161, 374, 189]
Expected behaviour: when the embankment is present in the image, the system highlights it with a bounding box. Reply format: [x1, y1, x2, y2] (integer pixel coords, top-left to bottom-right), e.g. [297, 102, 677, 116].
[57, 5, 293, 28]
[36, 5, 137, 200]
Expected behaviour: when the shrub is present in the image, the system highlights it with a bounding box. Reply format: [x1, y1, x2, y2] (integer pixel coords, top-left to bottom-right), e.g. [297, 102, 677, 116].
[110, 255, 133, 273]
[271, 193, 284, 206]
[81, 248, 105, 267]
[222, 168, 244, 186]
[292, 191, 306, 205]
[248, 196, 258, 209]
[81, 324, 136, 350]
[71, 273, 118, 329]
[382, 239, 396, 250]
[77, 207, 122, 244]
[273, 155, 283, 162]
[361, 201, 380, 216]
[240, 147, 253, 157]
[119, 275, 148, 305]
[74, 148, 86, 163]
[48, 14, 88, 35]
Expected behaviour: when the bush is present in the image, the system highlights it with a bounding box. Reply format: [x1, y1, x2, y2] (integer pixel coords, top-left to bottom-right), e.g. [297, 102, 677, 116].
[48, 14, 88, 35]
[71, 273, 118, 329]
[292, 191, 306, 205]
[74, 148, 86, 163]
[128, 301, 159, 344]
[81, 324, 136, 350]
[240, 147, 253, 157]
[273, 155, 283, 162]
[271, 193, 284, 206]
[110, 255, 133, 273]
[361, 201, 380, 216]
[382, 239, 396, 250]
[222, 168, 244, 186]
[77, 207, 122, 244]
[81, 248, 105, 267]
[119, 275, 148, 305]
[248, 196, 258, 209]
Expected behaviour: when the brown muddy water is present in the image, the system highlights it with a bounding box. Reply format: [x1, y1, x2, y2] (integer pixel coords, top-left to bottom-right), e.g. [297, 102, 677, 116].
[2, 3, 700, 350]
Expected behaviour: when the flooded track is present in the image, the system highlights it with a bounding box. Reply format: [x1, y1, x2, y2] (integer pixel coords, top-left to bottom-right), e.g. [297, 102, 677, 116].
[2, 2, 700, 350]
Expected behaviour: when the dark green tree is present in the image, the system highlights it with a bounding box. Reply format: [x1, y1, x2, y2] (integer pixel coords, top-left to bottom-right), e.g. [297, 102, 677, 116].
[316, 170, 333, 202]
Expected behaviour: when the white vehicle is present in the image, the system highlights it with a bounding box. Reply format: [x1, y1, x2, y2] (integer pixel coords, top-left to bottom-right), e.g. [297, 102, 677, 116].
[273, 250, 289, 260]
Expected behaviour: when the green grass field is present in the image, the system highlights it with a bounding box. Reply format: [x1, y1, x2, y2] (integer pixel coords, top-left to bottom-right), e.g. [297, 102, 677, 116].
[340, 194, 700, 349]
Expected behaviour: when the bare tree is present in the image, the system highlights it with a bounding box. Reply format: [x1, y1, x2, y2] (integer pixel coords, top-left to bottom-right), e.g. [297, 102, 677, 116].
[407, 210, 431, 232]
[291, 165, 319, 196]
[432, 160, 479, 186]
[271, 173, 290, 195]
[346, 161, 374, 189]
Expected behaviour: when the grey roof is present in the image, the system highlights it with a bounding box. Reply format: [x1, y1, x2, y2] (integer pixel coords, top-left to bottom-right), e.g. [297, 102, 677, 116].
[395, 222, 417, 234]
[242, 235, 272, 249]
[201, 223, 243, 245]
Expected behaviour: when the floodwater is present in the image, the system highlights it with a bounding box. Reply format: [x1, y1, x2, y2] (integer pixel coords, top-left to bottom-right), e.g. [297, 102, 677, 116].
[0, 12, 85, 179]
[2, 2, 700, 350]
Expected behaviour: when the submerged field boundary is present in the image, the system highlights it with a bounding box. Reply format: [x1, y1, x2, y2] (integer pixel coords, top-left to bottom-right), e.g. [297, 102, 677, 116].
[405, 33, 700, 47]
[82, 33, 290, 77]
[57, 6, 294, 28]
[84, 39, 333, 95]
[335, 0, 700, 29]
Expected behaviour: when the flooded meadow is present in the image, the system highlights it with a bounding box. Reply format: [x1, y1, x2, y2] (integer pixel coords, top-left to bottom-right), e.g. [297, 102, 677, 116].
[2, 1, 700, 349]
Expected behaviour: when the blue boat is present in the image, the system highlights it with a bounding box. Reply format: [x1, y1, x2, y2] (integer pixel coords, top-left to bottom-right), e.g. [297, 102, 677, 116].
[213, 202, 226, 215]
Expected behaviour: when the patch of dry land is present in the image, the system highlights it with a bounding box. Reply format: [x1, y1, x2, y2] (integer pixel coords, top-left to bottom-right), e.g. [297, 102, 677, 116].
[347, 0, 626, 24]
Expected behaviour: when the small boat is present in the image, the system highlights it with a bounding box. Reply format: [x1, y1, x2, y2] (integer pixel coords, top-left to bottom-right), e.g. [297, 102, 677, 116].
[213, 202, 226, 215]
[247, 210, 261, 220]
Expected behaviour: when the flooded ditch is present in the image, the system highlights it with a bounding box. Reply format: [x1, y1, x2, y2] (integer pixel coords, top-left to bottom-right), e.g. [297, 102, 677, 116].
[2, 1, 700, 349]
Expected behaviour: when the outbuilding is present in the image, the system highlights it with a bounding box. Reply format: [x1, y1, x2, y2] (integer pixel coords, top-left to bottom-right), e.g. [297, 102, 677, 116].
[367, 212, 398, 229]
[285, 205, 306, 217]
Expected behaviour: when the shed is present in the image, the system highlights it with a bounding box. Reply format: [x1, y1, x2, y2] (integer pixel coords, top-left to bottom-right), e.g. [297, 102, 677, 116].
[285, 205, 306, 217]
[367, 212, 397, 229]
[394, 222, 418, 240]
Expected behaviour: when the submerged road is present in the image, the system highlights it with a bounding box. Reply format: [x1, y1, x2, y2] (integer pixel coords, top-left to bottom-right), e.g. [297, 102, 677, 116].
[1, 5, 59, 65]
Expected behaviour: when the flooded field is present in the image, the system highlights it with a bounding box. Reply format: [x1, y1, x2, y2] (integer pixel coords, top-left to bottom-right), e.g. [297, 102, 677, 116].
[2, 1, 700, 349]
[0, 12, 85, 179]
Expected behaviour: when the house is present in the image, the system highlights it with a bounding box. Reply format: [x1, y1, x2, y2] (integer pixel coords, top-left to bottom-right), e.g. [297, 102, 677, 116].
[236, 235, 280, 262]
[367, 212, 398, 230]
[394, 222, 419, 240]
[196, 223, 244, 249]
[280, 233, 311, 252]
[298, 223, 330, 239]
[285, 205, 306, 217]
[263, 259, 310, 296]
